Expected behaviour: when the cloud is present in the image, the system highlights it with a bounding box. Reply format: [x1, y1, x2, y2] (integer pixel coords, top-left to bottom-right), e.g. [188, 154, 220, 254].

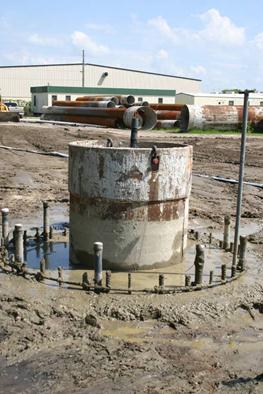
[148, 9, 245, 48]
[254, 32, 263, 50]
[198, 8, 245, 46]
[28, 33, 62, 47]
[71, 31, 109, 55]
[190, 65, 207, 76]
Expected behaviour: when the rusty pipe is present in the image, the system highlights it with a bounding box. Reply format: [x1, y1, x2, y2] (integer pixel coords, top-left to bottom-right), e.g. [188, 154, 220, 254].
[150, 104, 183, 111]
[76, 96, 119, 104]
[41, 113, 124, 128]
[154, 120, 179, 129]
[52, 100, 115, 108]
[156, 110, 181, 120]
[180, 105, 263, 132]
[115, 95, 135, 105]
[43, 106, 126, 118]
[123, 106, 157, 130]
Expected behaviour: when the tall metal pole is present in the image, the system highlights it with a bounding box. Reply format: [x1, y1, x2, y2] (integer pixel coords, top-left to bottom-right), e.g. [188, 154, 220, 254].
[232, 90, 253, 268]
[82, 49, 85, 87]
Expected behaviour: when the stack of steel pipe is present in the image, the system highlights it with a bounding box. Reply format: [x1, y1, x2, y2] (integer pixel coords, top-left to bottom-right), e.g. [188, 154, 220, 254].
[152, 105, 182, 130]
[180, 105, 263, 132]
[41, 99, 157, 130]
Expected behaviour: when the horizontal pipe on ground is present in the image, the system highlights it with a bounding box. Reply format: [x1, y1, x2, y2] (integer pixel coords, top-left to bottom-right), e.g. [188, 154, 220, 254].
[180, 105, 263, 132]
[42, 106, 156, 130]
[150, 104, 183, 111]
[76, 96, 119, 104]
[114, 95, 135, 105]
[52, 100, 116, 108]
[156, 110, 181, 120]
[41, 113, 124, 127]
[154, 120, 179, 129]
[42, 106, 126, 118]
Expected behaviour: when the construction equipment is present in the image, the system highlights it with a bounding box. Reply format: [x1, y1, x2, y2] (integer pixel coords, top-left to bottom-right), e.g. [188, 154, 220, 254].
[0, 97, 20, 122]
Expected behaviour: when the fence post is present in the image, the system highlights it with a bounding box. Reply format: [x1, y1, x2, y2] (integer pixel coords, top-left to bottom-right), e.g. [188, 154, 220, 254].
[194, 244, 205, 285]
[94, 242, 103, 286]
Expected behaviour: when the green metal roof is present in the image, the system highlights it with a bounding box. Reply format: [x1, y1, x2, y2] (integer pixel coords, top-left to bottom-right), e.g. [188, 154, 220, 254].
[30, 86, 176, 96]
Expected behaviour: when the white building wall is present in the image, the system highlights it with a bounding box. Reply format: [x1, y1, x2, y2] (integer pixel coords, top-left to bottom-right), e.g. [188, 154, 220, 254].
[0, 64, 201, 101]
[175, 93, 263, 106]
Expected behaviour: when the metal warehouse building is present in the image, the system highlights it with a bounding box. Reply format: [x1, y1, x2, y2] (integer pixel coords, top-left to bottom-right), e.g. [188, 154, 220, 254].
[175, 92, 263, 106]
[0, 62, 201, 104]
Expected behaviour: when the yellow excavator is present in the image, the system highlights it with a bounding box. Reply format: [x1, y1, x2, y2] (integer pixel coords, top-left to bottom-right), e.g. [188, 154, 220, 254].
[0, 97, 19, 122]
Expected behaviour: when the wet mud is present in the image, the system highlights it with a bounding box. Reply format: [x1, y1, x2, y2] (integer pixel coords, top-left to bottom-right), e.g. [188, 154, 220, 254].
[0, 122, 262, 393]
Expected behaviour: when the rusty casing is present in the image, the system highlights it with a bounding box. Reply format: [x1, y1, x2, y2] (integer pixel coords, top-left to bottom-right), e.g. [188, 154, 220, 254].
[180, 105, 263, 132]
[150, 104, 183, 111]
[76, 96, 119, 104]
[69, 141, 192, 270]
[154, 120, 180, 129]
[156, 110, 181, 120]
[52, 100, 116, 108]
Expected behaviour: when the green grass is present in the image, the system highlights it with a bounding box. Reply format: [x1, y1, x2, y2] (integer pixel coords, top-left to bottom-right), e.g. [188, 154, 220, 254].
[153, 128, 263, 136]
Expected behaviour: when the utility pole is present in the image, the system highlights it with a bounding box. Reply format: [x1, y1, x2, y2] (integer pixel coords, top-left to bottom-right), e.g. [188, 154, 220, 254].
[232, 89, 254, 269]
[81, 49, 85, 87]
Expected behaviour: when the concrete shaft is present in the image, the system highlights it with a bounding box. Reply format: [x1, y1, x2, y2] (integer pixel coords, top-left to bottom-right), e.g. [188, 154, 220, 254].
[69, 141, 192, 270]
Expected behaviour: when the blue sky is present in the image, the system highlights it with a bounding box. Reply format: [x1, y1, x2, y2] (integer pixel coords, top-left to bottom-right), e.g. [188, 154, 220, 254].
[1, 0, 262, 92]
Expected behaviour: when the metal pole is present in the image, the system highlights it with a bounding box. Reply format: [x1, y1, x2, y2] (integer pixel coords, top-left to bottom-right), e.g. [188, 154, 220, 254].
[82, 49, 85, 87]
[130, 117, 139, 148]
[232, 90, 253, 268]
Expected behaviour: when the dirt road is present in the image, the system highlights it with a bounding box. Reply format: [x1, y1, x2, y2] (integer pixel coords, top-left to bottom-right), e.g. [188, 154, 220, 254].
[0, 122, 262, 393]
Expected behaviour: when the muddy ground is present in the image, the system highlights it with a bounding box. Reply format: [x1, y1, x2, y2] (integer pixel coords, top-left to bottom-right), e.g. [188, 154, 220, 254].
[0, 122, 262, 393]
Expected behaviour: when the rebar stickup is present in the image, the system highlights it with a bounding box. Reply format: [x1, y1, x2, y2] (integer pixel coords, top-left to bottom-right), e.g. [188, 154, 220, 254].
[58, 266, 63, 286]
[105, 271, 111, 289]
[185, 275, 191, 287]
[82, 272, 90, 290]
[237, 235, 247, 271]
[23, 230, 27, 246]
[195, 231, 199, 241]
[35, 227, 40, 243]
[14, 224, 24, 263]
[128, 272, 132, 294]
[49, 226, 53, 239]
[223, 215, 231, 250]
[231, 265, 236, 278]
[194, 244, 205, 285]
[43, 201, 49, 241]
[221, 264, 226, 281]
[209, 270, 214, 284]
[1, 208, 9, 247]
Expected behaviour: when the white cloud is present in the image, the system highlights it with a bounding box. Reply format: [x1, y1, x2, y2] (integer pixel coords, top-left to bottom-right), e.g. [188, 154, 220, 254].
[254, 32, 263, 50]
[198, 8, 245, 46]
[148, 9, 245, 48]
[71, 31, 109, 55]
[28, 33, 62, 47]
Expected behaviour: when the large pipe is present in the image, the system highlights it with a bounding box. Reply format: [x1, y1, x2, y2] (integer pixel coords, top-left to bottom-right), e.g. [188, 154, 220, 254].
[154, 120, 179, 129]
[150, 104, 183, 111]
[156, 110, 181, 120]
[41, 114, 124, 128]
[52, 100, 116, 108]
[42, 106, 157, 130]
[42, 106, 126, 118]
[123, 106, 157, 130]
[180, 105, 263, 132]
[115, 95, 135, 105]
[76, 96, 119, 104]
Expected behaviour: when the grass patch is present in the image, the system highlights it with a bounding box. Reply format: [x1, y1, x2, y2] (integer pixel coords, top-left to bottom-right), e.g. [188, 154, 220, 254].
[153, 128, 263, 136]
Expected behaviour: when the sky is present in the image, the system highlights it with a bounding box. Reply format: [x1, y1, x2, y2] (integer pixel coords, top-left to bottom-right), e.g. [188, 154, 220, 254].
[0, 0, 262, 92]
